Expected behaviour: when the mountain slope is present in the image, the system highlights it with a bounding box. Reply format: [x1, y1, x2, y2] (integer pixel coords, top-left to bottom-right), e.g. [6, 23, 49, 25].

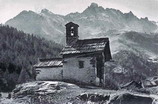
[109, 31, 158, 58]
[103, 32, 158, 88]
[0, 25, 62, 91]
[66, 3, 157, 38]
[6, 9, 67, 44]
[6, 3, 158, 44]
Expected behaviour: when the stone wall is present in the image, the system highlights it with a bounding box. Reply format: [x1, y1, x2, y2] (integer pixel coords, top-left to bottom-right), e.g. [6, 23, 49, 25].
[36, 67, 63, 81]
[63, 57, 96, 84]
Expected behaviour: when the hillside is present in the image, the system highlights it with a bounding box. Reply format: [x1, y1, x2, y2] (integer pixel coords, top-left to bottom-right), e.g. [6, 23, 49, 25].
[6, 9, 66, 44]
[0, 25, 62, 91]
[103, 31, 158, 88]
[5, 3, 158, 44]
[0, 81, 158, 104]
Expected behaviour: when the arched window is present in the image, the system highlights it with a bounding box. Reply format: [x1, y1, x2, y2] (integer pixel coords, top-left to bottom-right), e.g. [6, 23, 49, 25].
[70, 26, 74, 36]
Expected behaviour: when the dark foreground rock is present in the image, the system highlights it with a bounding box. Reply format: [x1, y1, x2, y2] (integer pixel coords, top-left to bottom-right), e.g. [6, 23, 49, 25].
[0, 81, 158, 104]
[110, 93, 153, 104]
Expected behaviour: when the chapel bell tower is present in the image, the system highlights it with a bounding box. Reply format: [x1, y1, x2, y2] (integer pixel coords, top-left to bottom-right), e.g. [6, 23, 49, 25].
[65, 22, 79, 46]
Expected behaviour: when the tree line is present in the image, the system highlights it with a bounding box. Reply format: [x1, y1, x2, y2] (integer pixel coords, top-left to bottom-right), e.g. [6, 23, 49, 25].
[0, 25, 62, 92]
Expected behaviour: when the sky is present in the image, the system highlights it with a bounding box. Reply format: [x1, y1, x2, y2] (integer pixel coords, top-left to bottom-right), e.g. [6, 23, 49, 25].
[0, 0, 158, 23]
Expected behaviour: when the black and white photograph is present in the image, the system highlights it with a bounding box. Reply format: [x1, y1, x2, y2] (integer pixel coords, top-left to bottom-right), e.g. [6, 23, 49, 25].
[0, 0, 158, 103]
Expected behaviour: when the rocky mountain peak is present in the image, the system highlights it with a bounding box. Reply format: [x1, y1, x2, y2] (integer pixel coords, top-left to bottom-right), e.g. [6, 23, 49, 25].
[14, 10, 38, 20]
[41, 9, 49, 13]
[124, 11, 135, 17]
[123, 11, 138, 20]
[19, 10, 36, 15]
[40, 8, 54, 15]
[82, 3, 105, 15]
[90, 3, 99, 8]
[129, 11, 134, 16]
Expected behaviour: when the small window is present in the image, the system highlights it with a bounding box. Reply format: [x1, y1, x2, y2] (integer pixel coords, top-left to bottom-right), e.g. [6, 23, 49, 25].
[79, 61, 84, 68]
[70, 27, 74, 36]
[71, 31, 74, 36]
[71, 27, 74, 29]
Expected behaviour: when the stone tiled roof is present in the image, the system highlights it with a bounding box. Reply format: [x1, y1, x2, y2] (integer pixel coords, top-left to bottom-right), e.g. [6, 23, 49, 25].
[61, 38, 109, 55]
[34, 58, 63, 68]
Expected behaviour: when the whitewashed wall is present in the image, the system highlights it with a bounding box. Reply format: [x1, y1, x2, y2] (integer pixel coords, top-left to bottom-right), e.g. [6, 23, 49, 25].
[63, 57, 96, 84]
[36, 67, 63, 81]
